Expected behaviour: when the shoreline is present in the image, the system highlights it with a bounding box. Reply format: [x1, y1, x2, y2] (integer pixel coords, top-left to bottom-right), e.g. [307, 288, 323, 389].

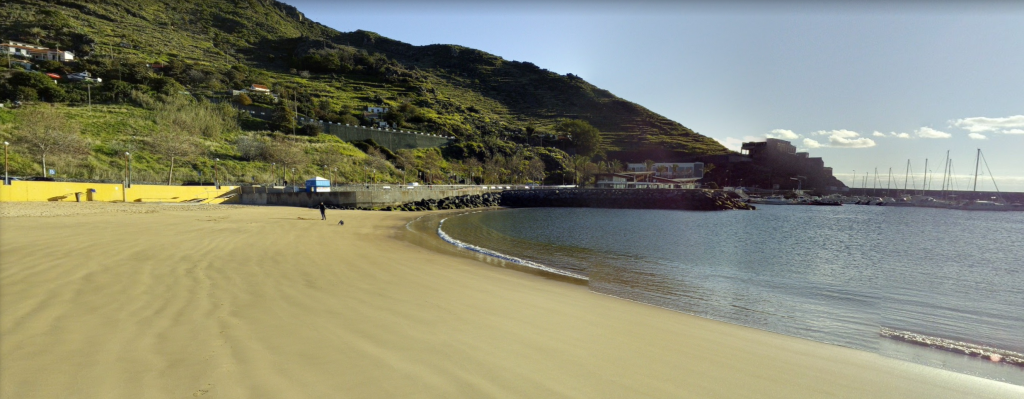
[2, 203, 1021, 397]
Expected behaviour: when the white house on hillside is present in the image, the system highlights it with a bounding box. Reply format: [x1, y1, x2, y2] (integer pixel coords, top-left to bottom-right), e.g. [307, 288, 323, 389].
[1, 41, 74, 62]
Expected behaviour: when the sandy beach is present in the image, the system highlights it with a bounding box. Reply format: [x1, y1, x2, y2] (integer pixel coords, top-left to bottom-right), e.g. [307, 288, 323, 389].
[1, 202, 1021, 398]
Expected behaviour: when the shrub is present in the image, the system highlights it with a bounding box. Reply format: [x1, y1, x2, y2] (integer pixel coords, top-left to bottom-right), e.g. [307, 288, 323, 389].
[233, 93, 253, 106]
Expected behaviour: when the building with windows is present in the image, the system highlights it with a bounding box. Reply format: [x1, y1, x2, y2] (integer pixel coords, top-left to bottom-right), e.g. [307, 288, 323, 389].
[1, 41, 74, 62]
[624, 162, 704, 179]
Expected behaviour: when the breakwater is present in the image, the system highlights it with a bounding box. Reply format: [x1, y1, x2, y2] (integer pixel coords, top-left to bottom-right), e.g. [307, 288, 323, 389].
[499, 189, 754, 211]
[376, 193, 501, 211]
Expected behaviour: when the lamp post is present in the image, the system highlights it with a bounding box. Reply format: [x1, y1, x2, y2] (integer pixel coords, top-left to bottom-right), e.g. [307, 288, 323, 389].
[214, 158, 220, 189]
[3, 141, 9, 185]
[271, 162, 276, 185]
[124, 152, 131, 188]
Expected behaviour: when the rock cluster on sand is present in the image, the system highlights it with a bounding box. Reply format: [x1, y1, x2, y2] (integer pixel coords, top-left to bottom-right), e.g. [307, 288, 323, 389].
[498, 189, 754, 211]
[359, 193, 503, 211]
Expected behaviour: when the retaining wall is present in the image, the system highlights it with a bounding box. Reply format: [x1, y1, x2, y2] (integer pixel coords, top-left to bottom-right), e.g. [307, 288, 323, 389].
[232, 103, 450, 151]
[239, 186, 497, 208]
[0, 181, 239, 203]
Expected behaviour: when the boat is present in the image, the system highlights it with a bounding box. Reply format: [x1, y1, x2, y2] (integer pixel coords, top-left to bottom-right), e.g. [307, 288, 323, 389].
[956, 149, 1023, 211]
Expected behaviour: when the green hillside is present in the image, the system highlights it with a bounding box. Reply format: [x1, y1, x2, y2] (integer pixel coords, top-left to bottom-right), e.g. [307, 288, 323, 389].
[0, 0, 728, 184]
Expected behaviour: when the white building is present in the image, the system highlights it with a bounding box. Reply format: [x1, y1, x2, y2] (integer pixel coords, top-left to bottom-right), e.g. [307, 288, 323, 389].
[625, 162, 704, 179]
[1, 41, 74, 62]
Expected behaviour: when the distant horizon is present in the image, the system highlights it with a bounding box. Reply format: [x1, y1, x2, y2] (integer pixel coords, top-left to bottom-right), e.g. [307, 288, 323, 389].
[285, 0, 1024, 191]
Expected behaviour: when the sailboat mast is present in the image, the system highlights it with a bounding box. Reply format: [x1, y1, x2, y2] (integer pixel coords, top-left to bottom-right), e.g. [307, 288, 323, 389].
[873, 168, 878, 194]
[941, 150, 950, 200]
[903, 159, 910, 193]
[923, 158, 928, 194]
[887, 167, 892, 197]
[972, 148, 981, 194]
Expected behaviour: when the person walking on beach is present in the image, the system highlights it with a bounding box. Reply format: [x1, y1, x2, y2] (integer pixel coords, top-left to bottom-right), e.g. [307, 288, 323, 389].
[318, 202, 327, 220]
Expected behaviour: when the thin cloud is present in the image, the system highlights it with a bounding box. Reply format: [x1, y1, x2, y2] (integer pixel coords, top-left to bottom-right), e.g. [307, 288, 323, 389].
[968, 132, 987, 140]
[829, 135, 876, 148]
[808, 130, 875, 148]
[767, 129, 800, 140]
[802, 138, 822, 148]
[813, 129, 860, 139]
[873, 131, 911, 139]
[915, 127, 951, 139]
[950, 115, 1024, 134]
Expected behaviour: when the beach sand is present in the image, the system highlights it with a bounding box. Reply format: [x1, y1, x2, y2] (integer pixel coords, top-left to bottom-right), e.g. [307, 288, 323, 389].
[1, 202, 1020, 398]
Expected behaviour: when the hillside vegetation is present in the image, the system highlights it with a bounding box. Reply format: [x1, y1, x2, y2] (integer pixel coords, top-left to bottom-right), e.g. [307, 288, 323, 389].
[0, 0, 728, 185]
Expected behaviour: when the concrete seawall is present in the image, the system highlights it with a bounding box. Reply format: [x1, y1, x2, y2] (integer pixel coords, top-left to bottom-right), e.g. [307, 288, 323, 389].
[239, 186, 499, 208]
[500, 189, 754, 211]
[0, 181, 238, 203]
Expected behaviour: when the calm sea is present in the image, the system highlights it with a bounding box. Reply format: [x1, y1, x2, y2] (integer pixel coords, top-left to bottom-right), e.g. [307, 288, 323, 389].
[437, 205, 1024, 385]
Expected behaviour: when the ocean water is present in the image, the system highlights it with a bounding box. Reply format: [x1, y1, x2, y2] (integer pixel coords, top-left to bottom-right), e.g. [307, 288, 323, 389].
[437, 205, 1024, 385]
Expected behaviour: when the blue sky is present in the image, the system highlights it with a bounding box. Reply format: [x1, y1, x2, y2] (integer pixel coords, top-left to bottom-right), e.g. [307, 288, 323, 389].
[286, 0, 1024, 191]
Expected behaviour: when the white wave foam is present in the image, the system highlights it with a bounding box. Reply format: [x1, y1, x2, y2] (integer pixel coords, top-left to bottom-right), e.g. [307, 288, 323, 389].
[437, 217, 589, 281]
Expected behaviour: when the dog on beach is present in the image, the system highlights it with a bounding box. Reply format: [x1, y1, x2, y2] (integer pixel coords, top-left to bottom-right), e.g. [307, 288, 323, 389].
[338, 220, 344, 225]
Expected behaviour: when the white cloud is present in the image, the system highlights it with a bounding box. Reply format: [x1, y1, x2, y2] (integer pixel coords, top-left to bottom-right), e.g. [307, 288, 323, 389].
[915, 127, 951, 139]
[813, 129, 860, 138]
[873, 131, 911, 139]
[968, 133, 987, 140]
[950, 115, 1024, 134]
[802, 138, 823, 148]
[767, 129, 800, 140]
[829, 135, 876, 148]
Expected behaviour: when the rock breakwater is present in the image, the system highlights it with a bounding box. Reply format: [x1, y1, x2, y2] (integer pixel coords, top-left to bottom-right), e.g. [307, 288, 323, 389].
[368, 193, 502, 211]
[499, 189, 754, 211]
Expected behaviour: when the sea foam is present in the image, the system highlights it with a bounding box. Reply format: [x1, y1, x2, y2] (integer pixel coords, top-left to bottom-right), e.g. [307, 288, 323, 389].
[437, 215, 588, 281]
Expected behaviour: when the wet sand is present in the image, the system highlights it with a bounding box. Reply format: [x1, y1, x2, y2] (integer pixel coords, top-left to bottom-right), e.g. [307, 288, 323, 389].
[1, 202, 1020, 398]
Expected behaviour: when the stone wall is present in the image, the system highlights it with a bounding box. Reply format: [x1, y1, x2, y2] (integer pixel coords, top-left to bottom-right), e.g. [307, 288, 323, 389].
[230, 103, 450, 151]
[239, 186, 498, 208]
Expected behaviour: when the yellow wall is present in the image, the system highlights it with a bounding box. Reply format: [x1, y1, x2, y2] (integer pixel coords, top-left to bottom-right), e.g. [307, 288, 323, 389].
[0, 181, 239, 204]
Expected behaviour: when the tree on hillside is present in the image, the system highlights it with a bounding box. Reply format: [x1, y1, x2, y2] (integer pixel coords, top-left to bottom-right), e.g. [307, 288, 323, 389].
[235, 134, 269, 161]
[464, 157, 482, 184]
[527, 158, 546, 183]
[556, 119, 602, 158]
[17, 106, 89, 177]
[272, 104, 296, 133]
[233, 93, 253, 106]
[150, 126, 202, 185]
[265, 139, 307, 184]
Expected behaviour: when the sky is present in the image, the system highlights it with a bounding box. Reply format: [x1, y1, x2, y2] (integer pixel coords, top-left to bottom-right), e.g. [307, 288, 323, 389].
[286, 0, 1024, 191]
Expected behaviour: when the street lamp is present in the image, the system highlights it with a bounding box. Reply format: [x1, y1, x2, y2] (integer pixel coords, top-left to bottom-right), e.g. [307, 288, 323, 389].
[214, 158, 220, 189]
[3, 141, 9, 185]
[125, 152, 131, 188]
[271, 162, 276, 185]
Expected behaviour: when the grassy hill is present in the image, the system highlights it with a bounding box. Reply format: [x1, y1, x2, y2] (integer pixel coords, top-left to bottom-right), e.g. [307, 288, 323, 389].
[0, 0, 728, 184]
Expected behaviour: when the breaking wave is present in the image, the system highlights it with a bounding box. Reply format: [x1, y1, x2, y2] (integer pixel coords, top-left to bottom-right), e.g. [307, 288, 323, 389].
[437, 216, 588, 282]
